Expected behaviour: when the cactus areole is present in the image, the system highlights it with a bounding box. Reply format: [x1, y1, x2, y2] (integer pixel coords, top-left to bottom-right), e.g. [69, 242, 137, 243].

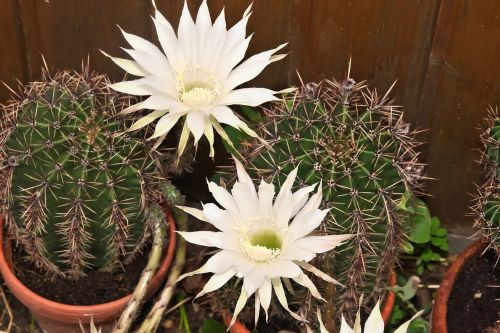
[0, 67, 166, 279]
[233, 76, 424, 323]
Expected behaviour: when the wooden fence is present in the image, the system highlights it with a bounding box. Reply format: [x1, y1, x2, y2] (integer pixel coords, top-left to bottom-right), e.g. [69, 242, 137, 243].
[0, 0, 499, 230]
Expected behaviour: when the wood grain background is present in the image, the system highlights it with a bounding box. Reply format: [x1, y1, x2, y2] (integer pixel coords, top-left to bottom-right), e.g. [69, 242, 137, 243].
[0, 0, 499, 230]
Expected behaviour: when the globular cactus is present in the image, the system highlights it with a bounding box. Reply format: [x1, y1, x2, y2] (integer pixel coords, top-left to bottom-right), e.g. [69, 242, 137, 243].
[473, 106, 500, 261]
[231, 75, 425, 324]
[0, 66, 169, 279]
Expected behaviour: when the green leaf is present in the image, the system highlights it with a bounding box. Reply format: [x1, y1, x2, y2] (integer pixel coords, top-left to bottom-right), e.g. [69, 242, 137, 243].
[417, 266, 424, 275]
[396, 191, 415, 213]
[408, 198, 432, 243]
[431, 217, 440, 232]
[201, 319, 226, 333]
[433, 228, 447, 237]
[439, 242, 449, 251]
[431, 236, 445, 246]
[408, 318, 430, 333]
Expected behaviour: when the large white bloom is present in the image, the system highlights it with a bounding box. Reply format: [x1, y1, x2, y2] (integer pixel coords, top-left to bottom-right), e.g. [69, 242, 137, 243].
[177, 159, 353, 327]
[312, 300, 423, 333]
[104, 0, 287, 156]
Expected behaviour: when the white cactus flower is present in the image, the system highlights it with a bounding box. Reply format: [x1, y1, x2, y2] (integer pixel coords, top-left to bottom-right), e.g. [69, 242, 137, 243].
[104, 0, 287, 156]
[177, 158, 353, 327]
[311, 300, 423, 333]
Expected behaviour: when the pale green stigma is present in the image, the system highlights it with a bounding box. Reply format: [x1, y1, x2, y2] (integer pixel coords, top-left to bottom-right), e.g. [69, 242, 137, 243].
[242, 229, 282, 264]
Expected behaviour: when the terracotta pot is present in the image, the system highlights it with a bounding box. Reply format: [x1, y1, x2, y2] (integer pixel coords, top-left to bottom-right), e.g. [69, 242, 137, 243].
[222, 269, 397, 332]
[0, 206, 177, 333]
[431, 239, 487, 333]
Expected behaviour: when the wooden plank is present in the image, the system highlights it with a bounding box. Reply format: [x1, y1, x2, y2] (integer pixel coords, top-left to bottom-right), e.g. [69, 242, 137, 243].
[18, 0, 151, 81]
[0, 0, 28, 101]
[290, 0, 440, 125]
[420, 0, 500, 229]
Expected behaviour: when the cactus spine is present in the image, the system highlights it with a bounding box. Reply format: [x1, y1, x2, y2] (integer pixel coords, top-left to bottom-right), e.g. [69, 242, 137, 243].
[0, 66, 168, 278]
[473, 106, 500, 261]
[234, 75, 424, 324]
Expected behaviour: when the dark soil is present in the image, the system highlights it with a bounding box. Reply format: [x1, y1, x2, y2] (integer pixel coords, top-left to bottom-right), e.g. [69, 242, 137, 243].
[12, 244, 149, 305]
[447, 249, 500, 333]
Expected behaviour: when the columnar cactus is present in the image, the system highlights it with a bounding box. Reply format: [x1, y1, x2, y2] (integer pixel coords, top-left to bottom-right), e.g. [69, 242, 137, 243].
[0, 66, 168, 278]
[473, 106, 500, 260]
[232, 76, 424, 323]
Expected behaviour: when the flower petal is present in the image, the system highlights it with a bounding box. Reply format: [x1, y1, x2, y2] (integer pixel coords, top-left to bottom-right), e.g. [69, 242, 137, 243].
[204, 119, 215, 157]
[152, 0, 181, 69]
[228, 288, 249, 329]
[294, 183, 323, 220]
[109, 80, 152, 96]
[195, 269, 235, 299]
[100, 50, 147, 77]
[274, 167, 298, 208]
[293, 234, 353, 254]
[271, 278, 305, 322]
[258, 280, 272, 321]
[202, 203, 238, 231]
[295, 261, 344, 287]
[340, 315, 355, 333]
[178, 1, 197, 63]
[258, 180, 275, 219]
[289, 209, 329, 240]
[243, 266, 265, 296]
[177, 230, 239, 251]
[280, 245, 316, 262]
[209, 105, 244, 129]
[262, 260, 301, 279]
[254, 291, 260, 327]
[186, 110, 206, 144]
[231, 181, 258, 222]
[293, 273, 324, 301]
[218, 88, 279, 107]
[364, 301, 384, 333]
[291, 184, 317, 217]
[126, 109, 168, 132]
[177, 250, 244, 281]
[223, 43, 288, 93]
[148, 112, 184, 140]
[207, 181, 239, 215]
[122, 48, 173, 89]
[393, 310, 424, 333]
[176, 205, 207, 222]
[274, 190, 294, 229]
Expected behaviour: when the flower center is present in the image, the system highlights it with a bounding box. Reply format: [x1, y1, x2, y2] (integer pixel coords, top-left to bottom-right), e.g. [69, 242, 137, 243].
[175, 66, 221, 108]
[242, 229, 282, 264]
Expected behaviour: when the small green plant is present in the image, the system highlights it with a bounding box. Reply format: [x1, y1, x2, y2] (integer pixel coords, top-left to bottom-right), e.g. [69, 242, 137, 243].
[404, 198, 448, 275]
[0, 66, 172, 278]
[388, 199, 448, 333]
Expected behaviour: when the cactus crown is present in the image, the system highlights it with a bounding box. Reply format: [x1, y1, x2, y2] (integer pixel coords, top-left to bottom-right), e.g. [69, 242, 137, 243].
[228, 75, 424, 324]
[0, 66, 166, 279]
[474, 106, 500, 262]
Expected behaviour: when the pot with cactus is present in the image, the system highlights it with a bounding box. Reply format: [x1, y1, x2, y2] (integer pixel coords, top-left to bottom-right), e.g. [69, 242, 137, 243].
[209, 71, 426, 331]
[432, 106, 500, 333]
[0, 65, 181, 333]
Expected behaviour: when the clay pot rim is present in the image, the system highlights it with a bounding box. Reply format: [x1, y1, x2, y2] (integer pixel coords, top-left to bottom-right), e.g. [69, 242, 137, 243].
[0, 205, 177, 323]
[222, 269, 398, 332]
[431, 238, 488, 333]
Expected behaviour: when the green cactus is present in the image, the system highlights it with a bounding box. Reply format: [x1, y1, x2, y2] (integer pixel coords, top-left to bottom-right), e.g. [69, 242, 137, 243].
[0, 66, 170, 279]
[473, 106, 500, 260]
[228, 76, 424, 324]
